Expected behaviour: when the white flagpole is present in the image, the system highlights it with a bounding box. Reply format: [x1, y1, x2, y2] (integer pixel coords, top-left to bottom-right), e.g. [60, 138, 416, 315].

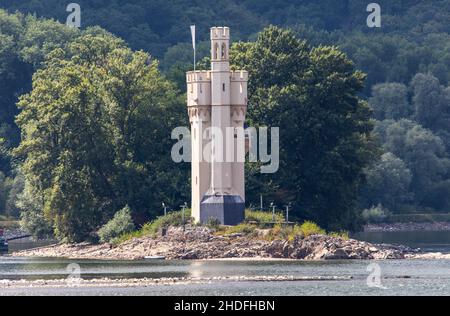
[190, 25, 196, 71]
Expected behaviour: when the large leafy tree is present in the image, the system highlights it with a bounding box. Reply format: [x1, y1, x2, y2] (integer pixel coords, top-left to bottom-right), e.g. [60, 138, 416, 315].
[0, 10, 78, 174]
[16, 31, 188, 241]
[231, 26, 377, 231]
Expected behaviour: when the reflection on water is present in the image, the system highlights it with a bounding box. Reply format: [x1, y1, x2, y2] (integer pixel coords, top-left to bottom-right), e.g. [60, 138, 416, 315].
[353, 231, 450, 253]
[0, 257, 449, 296]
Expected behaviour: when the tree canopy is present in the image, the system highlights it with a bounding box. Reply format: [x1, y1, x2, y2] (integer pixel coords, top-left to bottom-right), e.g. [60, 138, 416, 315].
[231, 26, 377, 231]
[15, 30, 188, 241]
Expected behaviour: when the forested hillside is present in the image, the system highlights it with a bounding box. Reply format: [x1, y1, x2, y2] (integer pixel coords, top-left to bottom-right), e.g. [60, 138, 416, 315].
[2, 1, 450, 239]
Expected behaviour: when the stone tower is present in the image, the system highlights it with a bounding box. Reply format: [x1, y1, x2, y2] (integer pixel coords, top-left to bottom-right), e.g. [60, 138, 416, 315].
[187, 27, 248, 225]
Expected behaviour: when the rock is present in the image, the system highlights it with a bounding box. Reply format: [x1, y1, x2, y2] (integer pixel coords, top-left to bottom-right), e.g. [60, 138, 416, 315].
[324, 248, 350, 260]
[266, 240, 284, 257]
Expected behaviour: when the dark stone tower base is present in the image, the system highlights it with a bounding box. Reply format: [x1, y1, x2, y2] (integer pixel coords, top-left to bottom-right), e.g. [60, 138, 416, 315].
[200, 195, 245, 225]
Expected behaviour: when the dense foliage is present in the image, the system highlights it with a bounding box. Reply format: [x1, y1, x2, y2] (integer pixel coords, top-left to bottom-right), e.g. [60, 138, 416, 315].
[231, 27, 376, 231]
[14, 28, 188, 241]
[2, 1, 450, 238]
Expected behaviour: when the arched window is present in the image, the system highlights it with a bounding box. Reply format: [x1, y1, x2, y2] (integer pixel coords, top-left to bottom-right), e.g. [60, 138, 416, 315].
[221, 43, 227, 59]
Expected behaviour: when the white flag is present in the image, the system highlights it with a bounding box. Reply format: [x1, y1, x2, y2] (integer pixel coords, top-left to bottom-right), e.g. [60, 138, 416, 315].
[190, 25, 196, 51]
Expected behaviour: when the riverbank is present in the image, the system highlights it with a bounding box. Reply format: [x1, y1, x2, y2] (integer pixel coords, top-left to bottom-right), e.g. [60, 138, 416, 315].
[14, 226, 418, 261]
[365, 222, 450, 232]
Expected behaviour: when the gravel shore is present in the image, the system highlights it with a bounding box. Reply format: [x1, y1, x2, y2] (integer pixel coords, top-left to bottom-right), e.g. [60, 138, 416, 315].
[0, 275, 354, 289]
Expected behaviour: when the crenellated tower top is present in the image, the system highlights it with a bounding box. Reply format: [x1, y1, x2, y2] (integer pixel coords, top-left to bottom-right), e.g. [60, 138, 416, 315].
[211, 27, 230, 71]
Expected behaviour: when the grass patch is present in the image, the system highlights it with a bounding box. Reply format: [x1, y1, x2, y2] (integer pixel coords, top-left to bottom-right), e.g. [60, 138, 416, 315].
[215, 223, 257, 236]
[329, 231, 350, 240]
[264, 221, 337, 242]
[245, 210, 284, 226]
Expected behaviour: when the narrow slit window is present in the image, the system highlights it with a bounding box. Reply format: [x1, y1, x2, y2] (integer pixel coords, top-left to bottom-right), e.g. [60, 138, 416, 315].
[214, 43, 219, 60]
[221, 43, 227, 59]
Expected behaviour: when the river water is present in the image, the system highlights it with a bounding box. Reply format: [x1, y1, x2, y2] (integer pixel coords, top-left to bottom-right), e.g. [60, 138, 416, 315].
[0, 231, 449, 296]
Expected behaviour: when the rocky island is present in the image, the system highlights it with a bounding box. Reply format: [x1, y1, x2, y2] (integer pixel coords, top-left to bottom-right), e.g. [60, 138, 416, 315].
[15, 226, 418, 261]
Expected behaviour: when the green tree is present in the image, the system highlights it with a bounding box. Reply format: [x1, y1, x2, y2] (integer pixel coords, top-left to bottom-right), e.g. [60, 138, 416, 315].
[232, 26, 377, 231]
[374, 119, 450, 211]
[369, 83, 411, 120]
[359, 153, 413, 211]
[411, 73, 450, 131]
[97, 205, 135, 244]
[16, 31, 188, 242]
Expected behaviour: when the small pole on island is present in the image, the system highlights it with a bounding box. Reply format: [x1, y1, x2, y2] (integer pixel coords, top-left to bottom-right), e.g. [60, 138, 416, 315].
[270, 202, 276, 222]
[162, 202, 167, 216]
[180, 202, 188, 230]
[284, 203, 291, 223]
[260, 195, 263, 211]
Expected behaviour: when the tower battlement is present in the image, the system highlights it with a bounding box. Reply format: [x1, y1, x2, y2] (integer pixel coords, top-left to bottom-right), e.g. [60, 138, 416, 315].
[230, 70, 249, 82]
[210, 27, 230, 40]
[186, 71, 211, 83]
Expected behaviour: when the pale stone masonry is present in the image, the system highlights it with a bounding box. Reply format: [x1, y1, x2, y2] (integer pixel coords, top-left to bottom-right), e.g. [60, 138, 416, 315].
[186, 27, 248, 225]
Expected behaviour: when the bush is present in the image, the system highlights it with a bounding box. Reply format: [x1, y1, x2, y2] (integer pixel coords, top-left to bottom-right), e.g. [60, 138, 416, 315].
[20, 209, 53, 240]
[140, 209, 192, 237]
[116, 209, 192, 244]
[362, 205, 390, 223]
[298, 221, 326, 237]
[98, 206, 135, 244]
[205, 217, 221, 230]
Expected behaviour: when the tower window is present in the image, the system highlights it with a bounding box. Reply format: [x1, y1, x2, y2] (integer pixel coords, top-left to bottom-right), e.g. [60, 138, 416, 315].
[223, 83, 226, 92]
[214, 43, 219, 60]
[221, 43, 227, 59]
[240, 83, 243, 94]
